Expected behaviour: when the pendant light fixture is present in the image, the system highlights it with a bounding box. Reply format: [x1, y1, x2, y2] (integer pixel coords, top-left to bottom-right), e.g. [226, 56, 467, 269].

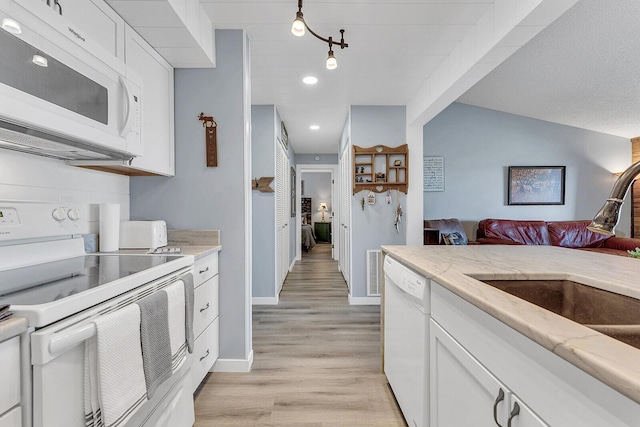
[291, 0, 348, 70]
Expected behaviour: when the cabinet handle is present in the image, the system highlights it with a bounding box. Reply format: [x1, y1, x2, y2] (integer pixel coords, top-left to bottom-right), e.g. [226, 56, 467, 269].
[199, 267, 209, 274]
[507, 402, 520, 427]
[200, 303, 210, 312]
[199, 349, 210, 361]
[493, 388, 505, 427]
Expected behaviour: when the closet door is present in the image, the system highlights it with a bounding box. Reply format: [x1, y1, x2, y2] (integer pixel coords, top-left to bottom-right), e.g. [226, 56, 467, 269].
[338, 144, 351, 289]
[275, 142, 290, 293]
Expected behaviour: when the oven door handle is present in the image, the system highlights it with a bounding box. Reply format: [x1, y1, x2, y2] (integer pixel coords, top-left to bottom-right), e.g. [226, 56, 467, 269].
[48, 323, 97, 356]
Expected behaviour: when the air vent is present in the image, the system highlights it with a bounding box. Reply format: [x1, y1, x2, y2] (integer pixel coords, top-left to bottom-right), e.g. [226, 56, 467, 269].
[366, 250, 382, 296]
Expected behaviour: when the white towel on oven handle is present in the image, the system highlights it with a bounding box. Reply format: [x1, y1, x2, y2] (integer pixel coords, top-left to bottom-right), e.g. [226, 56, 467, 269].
[87, 304, 148, 427]
[163, 280, 187, 372]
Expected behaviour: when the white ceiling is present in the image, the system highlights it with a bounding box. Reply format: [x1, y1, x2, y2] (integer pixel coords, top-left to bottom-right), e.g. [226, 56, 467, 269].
[458, 0, 640, 140]
[201, 0, 493, 153]
[200, 1, 629, 154]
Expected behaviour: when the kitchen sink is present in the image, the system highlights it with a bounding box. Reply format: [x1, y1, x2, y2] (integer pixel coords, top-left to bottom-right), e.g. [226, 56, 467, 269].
[480, 279, 640, 349]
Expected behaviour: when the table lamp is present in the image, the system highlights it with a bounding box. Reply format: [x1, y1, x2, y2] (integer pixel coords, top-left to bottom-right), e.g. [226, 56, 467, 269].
[317, 203, 328, 222]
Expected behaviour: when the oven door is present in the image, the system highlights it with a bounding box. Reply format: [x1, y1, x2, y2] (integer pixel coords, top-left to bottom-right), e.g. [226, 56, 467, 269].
[29, 267, 194, 427]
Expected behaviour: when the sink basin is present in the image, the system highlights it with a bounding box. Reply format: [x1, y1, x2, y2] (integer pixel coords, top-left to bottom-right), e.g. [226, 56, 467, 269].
[480, 279, 640, 349]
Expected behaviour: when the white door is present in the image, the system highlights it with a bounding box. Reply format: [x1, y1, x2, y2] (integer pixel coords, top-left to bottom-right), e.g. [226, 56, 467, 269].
[275, 142, 290, 293]
[338, 145, 351, 289]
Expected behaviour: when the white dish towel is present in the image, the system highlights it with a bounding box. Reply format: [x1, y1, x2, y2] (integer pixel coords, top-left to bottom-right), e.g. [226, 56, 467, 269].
[164, 280, 187, 372]
[84, 304, 148, 427]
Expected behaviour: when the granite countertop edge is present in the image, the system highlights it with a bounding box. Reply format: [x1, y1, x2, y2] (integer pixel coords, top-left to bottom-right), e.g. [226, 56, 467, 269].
[0, 316, 28, 342]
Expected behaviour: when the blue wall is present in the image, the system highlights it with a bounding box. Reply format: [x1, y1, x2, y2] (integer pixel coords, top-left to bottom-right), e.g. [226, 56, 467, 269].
[251, 105, 276, 298]
[423, 103, 632, 238]
[350, 106, 407, 298]
[130, 30, 251, 361]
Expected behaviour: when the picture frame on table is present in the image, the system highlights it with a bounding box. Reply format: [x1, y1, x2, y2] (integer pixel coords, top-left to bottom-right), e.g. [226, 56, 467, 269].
[508, 166, 565, 205]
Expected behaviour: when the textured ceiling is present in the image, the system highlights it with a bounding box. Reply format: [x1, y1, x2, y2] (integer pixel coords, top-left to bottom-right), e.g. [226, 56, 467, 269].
[458, 0, 640, 139]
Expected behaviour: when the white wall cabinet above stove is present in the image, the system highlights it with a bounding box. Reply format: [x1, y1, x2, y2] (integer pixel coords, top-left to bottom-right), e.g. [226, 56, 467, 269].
[105, 0, 215, 68]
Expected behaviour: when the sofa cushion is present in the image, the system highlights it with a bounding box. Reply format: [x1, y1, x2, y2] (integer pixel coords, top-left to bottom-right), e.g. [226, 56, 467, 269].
[547, 220, 609, 248]
[442, 232, 466, 245]
[478, 219, 550, 245]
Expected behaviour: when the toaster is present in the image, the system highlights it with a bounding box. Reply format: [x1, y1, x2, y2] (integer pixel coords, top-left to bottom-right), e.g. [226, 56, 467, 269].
[119, 220, 167, 249]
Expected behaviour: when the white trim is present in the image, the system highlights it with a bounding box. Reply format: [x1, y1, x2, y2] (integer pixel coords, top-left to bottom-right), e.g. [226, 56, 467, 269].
[296, 164, 339, 262]
[348, 295, 381, 305]
[252, 296, 279, 305]
[289, 257, 296, 272]
[212, 350, 254, 373]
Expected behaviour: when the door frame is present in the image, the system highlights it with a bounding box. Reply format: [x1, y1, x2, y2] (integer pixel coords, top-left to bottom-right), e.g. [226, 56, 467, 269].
[296, 164, 339, 261]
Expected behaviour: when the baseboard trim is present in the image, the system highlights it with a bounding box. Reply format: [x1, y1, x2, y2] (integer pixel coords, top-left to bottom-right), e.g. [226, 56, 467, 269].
[348, 295, 381, 305]
[252, 296, 279, 305]
[212, 350, 254, 373]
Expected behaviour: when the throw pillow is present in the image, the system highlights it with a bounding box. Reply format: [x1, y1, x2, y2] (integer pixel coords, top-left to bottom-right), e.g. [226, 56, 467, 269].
[442, 232, 465, 245]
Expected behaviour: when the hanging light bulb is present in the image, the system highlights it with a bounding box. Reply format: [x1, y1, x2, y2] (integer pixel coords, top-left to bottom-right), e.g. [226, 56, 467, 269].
[291, 10, 305, 37]
[326, 49, 337, 70]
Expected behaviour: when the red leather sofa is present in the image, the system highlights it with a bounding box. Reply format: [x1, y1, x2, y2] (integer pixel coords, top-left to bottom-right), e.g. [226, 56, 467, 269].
[476, 219, 640, 257]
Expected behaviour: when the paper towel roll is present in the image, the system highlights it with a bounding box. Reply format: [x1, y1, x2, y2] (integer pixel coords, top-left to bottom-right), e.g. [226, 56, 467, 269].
[99, 204, 120, 252]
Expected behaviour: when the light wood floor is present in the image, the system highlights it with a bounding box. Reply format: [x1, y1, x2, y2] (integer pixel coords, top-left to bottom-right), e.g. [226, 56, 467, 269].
[194, 243, 407, 426]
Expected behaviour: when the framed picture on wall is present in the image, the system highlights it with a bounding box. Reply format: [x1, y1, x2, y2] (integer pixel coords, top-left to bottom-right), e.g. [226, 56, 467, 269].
[508, 166, 566, 205]
[290, 167, 296, 217]
[281, 121, 289, 150]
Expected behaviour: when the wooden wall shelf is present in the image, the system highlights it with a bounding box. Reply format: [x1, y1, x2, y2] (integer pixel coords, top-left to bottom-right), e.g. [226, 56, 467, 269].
[352, 144, 408, 194]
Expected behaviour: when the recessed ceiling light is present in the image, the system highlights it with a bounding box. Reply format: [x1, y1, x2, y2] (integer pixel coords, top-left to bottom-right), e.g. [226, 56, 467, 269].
[310, 125, 320, 130]
[32, 55, 48, 67]
[2, 18, 22, 34]
[303, 76, 318, 85]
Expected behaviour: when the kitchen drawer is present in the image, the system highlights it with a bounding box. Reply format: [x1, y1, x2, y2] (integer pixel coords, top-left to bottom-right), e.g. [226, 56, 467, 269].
[194, 253, 218, 288]
[191, 318, 219, 393]
[193, 275, 219, 339]
[0, 337, 20, 416]
[0, 406, 21, 427]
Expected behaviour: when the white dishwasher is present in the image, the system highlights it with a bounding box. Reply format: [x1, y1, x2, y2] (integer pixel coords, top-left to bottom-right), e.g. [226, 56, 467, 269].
[383, 255, 429, 427]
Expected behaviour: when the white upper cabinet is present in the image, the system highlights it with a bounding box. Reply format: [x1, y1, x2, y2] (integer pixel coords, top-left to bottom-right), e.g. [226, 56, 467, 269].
[124, 25, 175, 176]
[105, 0, 215, 68]
[45, 0, 126, 61]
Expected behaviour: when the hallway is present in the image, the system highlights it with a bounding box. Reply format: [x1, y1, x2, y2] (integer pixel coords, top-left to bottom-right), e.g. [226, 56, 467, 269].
[194, 243, 407, 426]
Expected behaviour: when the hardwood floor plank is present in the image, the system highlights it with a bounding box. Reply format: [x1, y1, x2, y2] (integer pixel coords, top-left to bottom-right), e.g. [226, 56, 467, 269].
[194, 243, 407, 426]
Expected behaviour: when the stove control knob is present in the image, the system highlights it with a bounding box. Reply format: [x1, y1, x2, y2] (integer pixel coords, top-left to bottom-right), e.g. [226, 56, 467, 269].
[52, 208, 66, 222]
[67, 208, 80, 221]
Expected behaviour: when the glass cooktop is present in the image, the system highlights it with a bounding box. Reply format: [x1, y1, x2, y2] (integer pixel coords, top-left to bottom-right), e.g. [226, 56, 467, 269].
[0, 254, 183, 306]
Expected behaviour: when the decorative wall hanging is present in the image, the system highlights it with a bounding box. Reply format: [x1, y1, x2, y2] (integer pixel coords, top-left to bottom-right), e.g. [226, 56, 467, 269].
[367, 191, 376, 205]
[508, 166, 565, 205]
[198, 112, 218, 167]
[252, 177, 274, 193]
[424, 156, 444, 192]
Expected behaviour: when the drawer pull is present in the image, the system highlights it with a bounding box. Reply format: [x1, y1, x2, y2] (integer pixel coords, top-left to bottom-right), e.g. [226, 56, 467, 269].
[199, 267, 210, 274]
[200, 303, 210, 313]
[493, 388, 505, 427]
[199, 349, 210, 361]
[507, 402, 520, 427]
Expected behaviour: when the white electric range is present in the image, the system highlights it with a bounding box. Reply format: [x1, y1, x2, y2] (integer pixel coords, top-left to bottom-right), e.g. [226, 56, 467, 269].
[0, 201, 195, 427]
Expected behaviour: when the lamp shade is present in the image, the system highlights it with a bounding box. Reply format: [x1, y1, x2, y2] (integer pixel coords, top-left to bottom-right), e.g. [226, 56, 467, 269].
[317, 203, 328, 211]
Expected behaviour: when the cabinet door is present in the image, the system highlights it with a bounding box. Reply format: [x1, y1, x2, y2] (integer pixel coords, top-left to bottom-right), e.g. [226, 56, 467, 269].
[430, 320, 508, 427]
[125, 26, 175, 176]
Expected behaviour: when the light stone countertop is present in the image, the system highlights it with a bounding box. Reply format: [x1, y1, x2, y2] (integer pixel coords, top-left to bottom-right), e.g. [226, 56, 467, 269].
[109, 229, 221, 260]
[0, 316, 28, 342]
[380, 244, 640, 404]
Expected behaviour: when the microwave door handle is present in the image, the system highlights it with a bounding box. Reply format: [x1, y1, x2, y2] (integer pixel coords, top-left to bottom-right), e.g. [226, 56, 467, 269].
[119, 76, 134, 137]
[48, 323, 96, 357]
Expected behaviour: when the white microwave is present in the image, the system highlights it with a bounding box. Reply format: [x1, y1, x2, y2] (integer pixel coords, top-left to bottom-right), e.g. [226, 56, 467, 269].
[0, 1, 142, 160]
